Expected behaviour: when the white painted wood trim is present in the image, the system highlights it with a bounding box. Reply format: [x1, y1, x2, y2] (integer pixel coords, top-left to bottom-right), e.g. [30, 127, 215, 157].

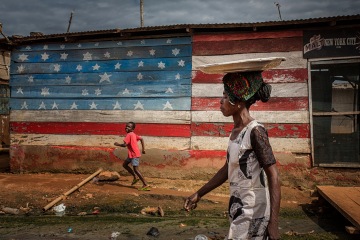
[10, 110, 191, 124]
[192, 83, 308, 98]
[192, 111, 310, 124]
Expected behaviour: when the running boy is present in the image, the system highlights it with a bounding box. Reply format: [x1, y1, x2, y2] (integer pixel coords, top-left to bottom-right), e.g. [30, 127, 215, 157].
[114, 122, 150, 191]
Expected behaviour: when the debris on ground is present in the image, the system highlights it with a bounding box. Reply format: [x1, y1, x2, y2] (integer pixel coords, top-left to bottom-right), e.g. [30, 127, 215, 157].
[285, 229, 315, 236]
[146, 227, 160, 237]
[110, 231, 121, 240]
[140, 206, 164, 217]
[97, 171, 120, 181]
[1, 206, 20, 215]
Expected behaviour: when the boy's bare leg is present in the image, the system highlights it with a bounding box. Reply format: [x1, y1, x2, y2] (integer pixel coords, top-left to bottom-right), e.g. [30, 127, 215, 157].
[133, 166, 148, 187]
[123, 161, 136, 179]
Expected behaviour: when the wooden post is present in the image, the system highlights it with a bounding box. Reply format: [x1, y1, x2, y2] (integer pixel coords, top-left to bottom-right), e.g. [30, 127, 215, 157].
[43, 168, 103, 211]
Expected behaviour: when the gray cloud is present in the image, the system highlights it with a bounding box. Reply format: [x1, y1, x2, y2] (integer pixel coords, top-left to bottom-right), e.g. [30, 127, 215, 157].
[0, 0, 359, 37]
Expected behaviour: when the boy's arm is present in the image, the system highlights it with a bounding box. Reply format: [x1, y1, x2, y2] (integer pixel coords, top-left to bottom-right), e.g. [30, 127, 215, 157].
[140, 138, 145, 154]
[114, 141, 127, 147]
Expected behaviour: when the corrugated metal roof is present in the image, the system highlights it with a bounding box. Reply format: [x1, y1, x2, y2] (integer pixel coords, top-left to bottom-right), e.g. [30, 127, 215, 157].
[1, 14, 360, 44]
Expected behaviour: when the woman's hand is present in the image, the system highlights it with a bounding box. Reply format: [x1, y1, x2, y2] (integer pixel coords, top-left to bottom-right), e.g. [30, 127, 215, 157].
[184, 192, 200, 212]
[267, 220, 280, 240]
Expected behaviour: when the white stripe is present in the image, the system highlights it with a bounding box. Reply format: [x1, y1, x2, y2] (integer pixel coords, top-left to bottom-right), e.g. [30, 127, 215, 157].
[11, 134, 190, 150]
[10, 110, 191, 124]
[192, 111, 309, 124]
[191, 136, 310, 153]
[192, 83, 308, 98]
[192, 51, 306, 69]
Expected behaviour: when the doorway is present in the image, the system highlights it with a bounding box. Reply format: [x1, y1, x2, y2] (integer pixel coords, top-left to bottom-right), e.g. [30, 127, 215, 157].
[310, 59, 360, 167]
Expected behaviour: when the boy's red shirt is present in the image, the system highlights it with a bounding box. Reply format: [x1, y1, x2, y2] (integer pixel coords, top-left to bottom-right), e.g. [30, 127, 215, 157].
[123, 132, 142, 158]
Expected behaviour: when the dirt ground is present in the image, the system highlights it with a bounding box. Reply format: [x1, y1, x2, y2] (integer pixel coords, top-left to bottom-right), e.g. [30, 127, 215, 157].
[0, 172, 358, 240]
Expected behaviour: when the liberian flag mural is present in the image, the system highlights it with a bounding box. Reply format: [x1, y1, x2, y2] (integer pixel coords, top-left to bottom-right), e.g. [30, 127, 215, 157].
[8, 30, 311, 173]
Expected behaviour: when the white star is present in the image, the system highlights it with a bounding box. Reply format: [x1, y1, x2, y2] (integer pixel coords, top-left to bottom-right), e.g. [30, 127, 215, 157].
[17, 65, 25, 73]
[21, 101, 28, 109]
[82, 89, 89, 96]
[104, 52, 111, 58]
[137, 73, 143, 80]
[166, 39, 172, 43]
[94, 42, 99, 46]
[43, 45, 48, 50]
[70, 102, 78, 109]
[94, 88, 102, 96]
[158, 61, 166, 69]
[149, 49, 156, 55]
[89, 101, 98, 109]
[25, 46, 32, 50]
[77, 44, 82, 48]
[178, 60, 185, 67]
[17, 87, 24, 94]
[99, 73, 112, 83]
[83, 52, 92, 60]
[172, 48, 180, 56]
[134, 101, 144, 110]
[41, 87, 50, 96]
[60, 53, 68, 60]
[76, 65, 83, 71]
[163, 101, 173, 110]
[18, 53, 29, 62]
[117, 41, 123, 45]
[53, 64, 61, 72]
[141, 40, 145, 44]
[112, 101, 121, 110]
[175, 73, 181, 80]
[127, 51, 133, 57]
[41, 52, 49, 61]
[39, 101, 46, 109]
[52, 102, 59, 109]
[138, 61, 144, 67]
[65, 76, 71, 84]
[92, 64, 101, 70]
[165, 87, 173, 93]
[114, 62, 121, 69]
[122, 88, 130, 94]
[28, 76, 34, 82]
[60, 44, 65, 49]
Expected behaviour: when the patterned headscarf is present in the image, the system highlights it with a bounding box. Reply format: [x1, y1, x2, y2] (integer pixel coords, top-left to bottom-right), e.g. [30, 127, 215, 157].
[223, 71, 264, 104]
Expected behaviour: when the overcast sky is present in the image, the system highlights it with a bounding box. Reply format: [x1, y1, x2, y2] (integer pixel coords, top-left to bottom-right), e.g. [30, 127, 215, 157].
[1, 0, 360, 37]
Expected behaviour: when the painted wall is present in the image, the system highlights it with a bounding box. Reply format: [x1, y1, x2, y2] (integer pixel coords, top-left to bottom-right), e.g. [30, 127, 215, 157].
[8, 30, 312, 178]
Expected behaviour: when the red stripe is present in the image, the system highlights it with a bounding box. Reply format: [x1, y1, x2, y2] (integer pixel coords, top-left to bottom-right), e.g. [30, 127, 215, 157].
[193, 37, 302, 55]
[10, 122, 191, 137]
[193, 30, 303, 42]
[191, 122, 310, 138]
[192, 97, 309, 111]
[192, 69, 308, 84]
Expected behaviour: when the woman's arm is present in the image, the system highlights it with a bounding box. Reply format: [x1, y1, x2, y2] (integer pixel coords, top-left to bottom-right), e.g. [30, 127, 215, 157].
[264, 163, 281, 240]
[140, 138, 145, 154]
[184, 162, 228, 211]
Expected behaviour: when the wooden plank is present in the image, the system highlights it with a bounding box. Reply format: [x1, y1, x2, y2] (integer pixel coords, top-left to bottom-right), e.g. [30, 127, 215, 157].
[191, 136, 310, 153]
[10, 122, 191, 137]
[313, 111, 360, 116]
[10, 70, 192, 86]
[192, 83, 308, 98]
[13, 37, 192, 52]
[192, 51, 307, 69]
[11, 83, 192, 98]
[192, 97, 309, 111]
[191, 122, 310, 138]
[193, 37, 303, 56]
[10, 97, 191, 111]
[12, 45, 192, 63]
[192, 68, 308, 84]
[10, 110, 191, 124]
[192, 110, 309, 124]
[11, 57, 192, 74]
[193, 30, 303, 42]
[11, 134, 191, 150]
[317, 186, 360, 229]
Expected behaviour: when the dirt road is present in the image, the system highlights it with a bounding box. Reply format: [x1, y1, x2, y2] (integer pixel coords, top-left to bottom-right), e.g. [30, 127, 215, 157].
[0, 172, 357, 239]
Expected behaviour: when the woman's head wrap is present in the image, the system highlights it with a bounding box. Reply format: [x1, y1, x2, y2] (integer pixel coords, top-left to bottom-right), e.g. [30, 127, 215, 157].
[222, 71, 264, 103]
